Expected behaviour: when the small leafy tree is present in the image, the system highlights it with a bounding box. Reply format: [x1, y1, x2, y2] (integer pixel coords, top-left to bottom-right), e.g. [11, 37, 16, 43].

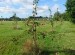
[32, 0, 40, 55]
[0, 16, 3, 25]
[53, 8, 64, 25]
[49, 8, 54, 32]
[10, 13, 19, 29]
[25, 0, 40, 55]
[53, 8, 61, 21]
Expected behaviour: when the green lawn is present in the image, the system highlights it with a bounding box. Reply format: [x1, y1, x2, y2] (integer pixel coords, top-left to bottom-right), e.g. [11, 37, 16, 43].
[0, 21, 75, 55]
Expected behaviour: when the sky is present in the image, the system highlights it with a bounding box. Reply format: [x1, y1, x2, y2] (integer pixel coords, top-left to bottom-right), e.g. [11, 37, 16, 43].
[0, 0, 67, 18]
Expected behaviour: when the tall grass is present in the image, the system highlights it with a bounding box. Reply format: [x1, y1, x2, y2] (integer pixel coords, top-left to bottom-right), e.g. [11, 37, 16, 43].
[0, 21, 75, 55]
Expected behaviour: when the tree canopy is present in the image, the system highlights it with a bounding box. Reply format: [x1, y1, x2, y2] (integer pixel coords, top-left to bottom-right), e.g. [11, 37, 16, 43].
[66, 0, 75, 23]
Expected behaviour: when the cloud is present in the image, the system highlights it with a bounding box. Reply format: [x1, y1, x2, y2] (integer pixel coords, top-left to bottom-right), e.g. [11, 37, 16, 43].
[51, 4, 61, 14]
[36, 5, 49, 17]
[0, 0, 49, 17]
[0, 6, 11, 13]
[0, 0, 33, 13]
[0, 0, 65, 18]
[53, 0, 58, 2]
[0, 0, 35, 18]
[37, 5, 49, 13]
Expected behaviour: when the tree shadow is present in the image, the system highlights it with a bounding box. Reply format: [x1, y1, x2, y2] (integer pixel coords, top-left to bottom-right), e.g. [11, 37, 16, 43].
[21, 47, 75, 55]
[39, 49, 75, 55]
[39, 50, 51, 55]
[64, 49, 75, 55]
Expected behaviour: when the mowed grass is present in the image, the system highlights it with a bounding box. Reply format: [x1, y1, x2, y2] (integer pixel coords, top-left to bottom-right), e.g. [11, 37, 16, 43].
[0, 21, 75, 55]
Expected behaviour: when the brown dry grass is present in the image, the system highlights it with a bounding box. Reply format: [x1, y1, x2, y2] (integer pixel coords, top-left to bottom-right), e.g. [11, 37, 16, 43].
[22, 39, 33, 54]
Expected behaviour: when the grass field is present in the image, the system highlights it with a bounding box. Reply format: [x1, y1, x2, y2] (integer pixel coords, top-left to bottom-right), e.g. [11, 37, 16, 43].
[0, 21, 75, 55]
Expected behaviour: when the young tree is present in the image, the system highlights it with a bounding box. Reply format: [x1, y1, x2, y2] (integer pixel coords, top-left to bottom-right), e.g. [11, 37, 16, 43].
[10, 13, 19, 29]
[32, 0, 40, 55]
[66, 0, 75, 23]
[53, 8, 61, 21]
[26, 0, 40, 55]
[48, 8, 54, 32]
[0, 16, 3, 25]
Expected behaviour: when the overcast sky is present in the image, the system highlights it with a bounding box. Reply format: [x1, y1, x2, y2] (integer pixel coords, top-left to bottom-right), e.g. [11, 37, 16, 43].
[0, 0, 66, 18]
